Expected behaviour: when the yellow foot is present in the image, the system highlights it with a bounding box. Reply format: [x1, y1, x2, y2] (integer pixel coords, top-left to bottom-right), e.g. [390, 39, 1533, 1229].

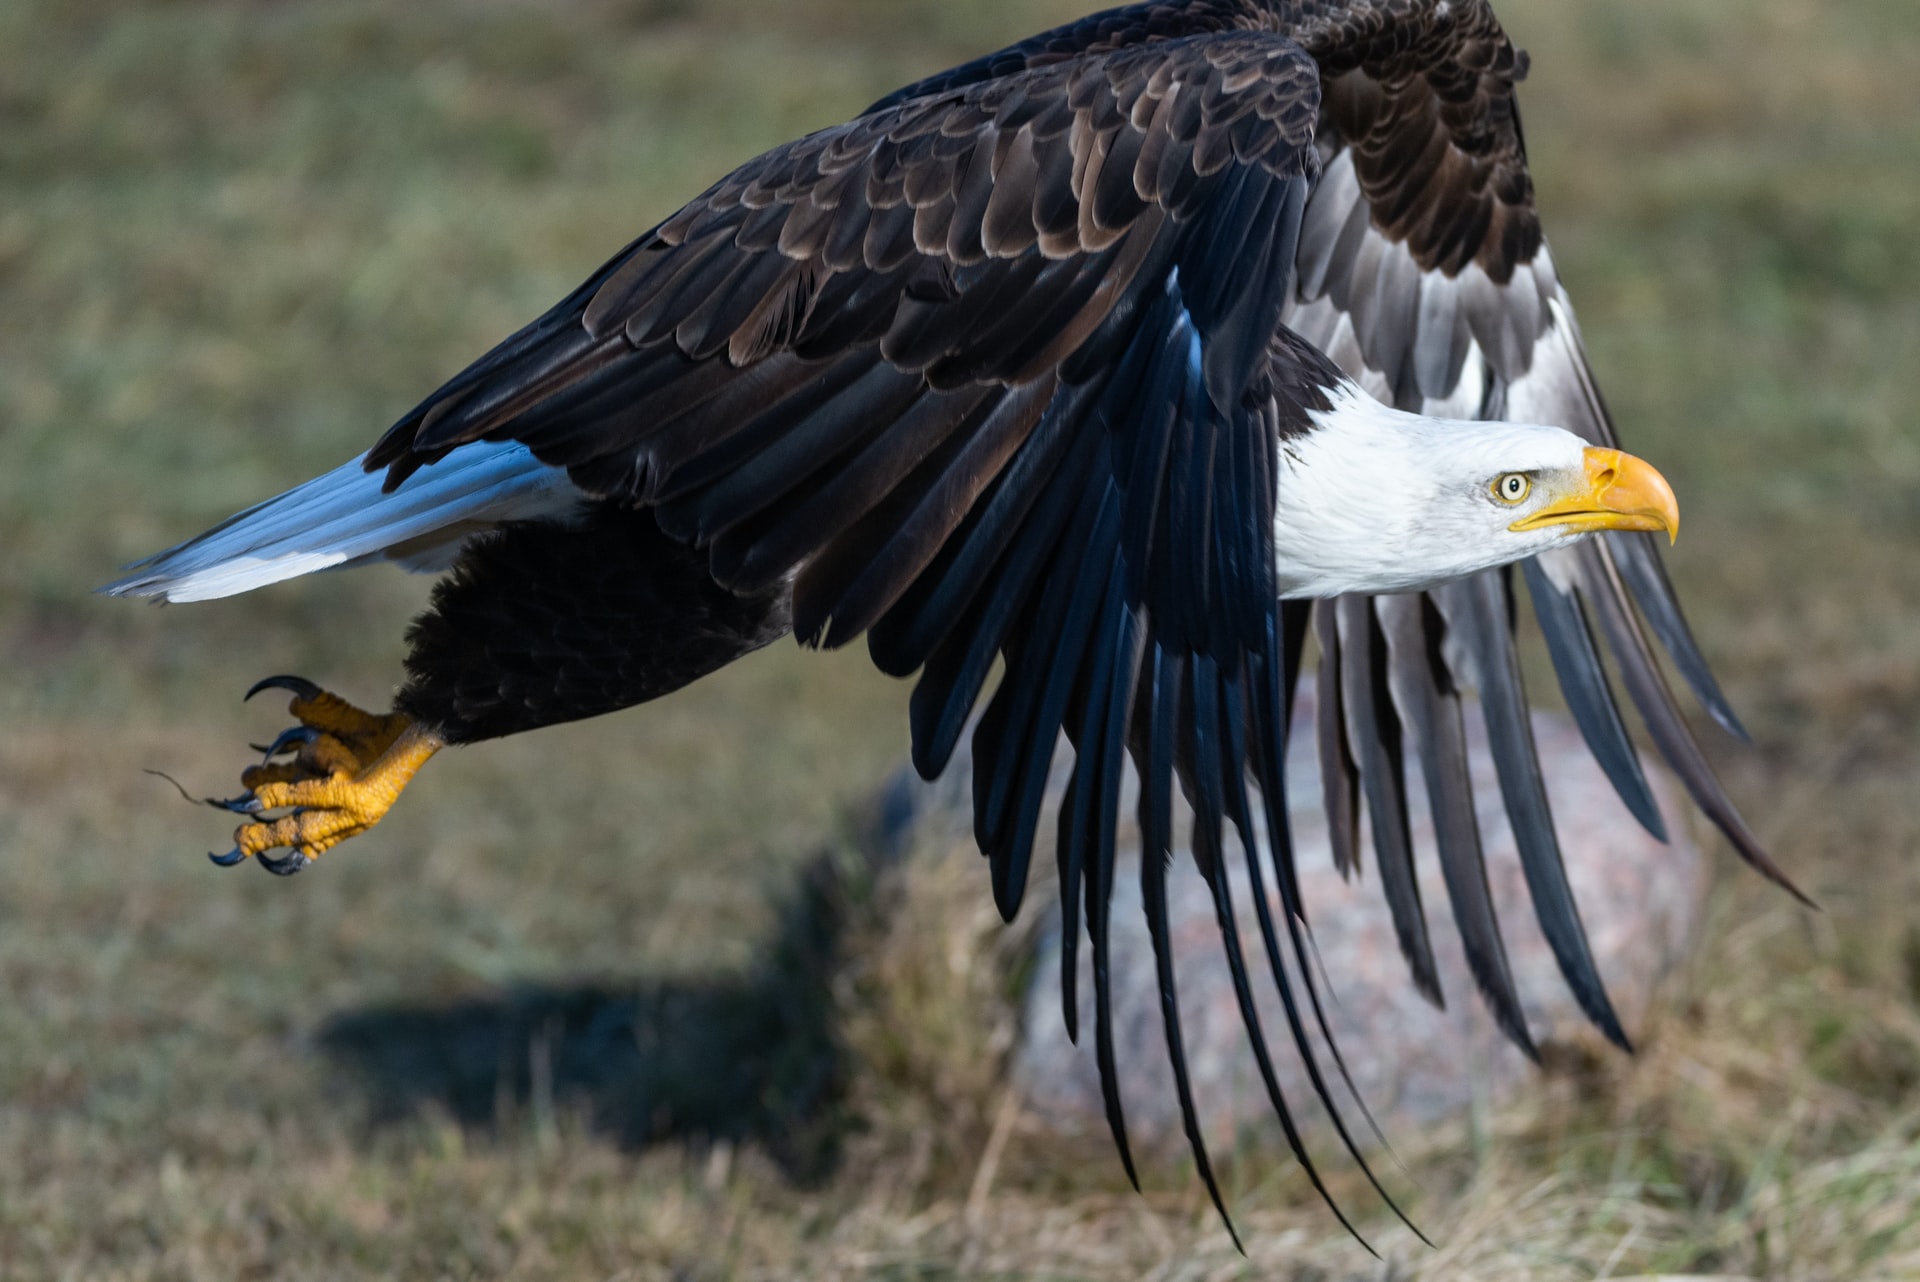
[207, 676, 443, 876]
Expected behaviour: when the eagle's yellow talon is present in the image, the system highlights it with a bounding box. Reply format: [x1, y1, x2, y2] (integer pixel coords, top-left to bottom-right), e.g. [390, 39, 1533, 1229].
[237, 758, 320, 791]
[248, 676, 411, 758]
[215, 679, 443, 873]
[240, 732, 362, 789]
[291, 695, 410, 755]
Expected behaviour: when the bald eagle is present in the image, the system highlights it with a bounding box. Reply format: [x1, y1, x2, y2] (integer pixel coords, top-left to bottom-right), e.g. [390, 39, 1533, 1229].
[109, 0, 1797, 1240]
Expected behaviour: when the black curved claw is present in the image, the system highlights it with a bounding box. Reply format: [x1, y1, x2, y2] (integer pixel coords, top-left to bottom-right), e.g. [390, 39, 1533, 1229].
[208, 848, 247, 867]
[260, 725, 321, 761]
[207, 792, 264, 816]
[257, 848, 312, 877]
[245, 675, 322, 703]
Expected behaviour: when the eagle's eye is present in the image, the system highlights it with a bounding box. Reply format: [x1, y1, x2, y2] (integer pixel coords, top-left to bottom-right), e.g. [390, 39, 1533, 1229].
[1492, 473, 1531, 504]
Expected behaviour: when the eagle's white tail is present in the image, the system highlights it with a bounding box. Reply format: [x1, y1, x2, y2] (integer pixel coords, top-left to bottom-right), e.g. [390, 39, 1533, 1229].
[104, 443, 584, 603]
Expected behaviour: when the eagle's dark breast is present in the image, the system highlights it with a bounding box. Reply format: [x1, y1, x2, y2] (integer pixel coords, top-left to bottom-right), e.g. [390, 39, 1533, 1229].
[396, 507, 793, 744]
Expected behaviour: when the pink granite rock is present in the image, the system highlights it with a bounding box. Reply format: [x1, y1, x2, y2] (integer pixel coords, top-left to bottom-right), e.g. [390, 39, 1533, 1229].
[882, 686, 1707, 1151]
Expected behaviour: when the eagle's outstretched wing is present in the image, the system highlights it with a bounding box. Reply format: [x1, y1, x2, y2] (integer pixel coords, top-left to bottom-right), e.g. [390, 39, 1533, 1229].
[367, 26, 1396, 1241]
[870, 1, 1794, 1059]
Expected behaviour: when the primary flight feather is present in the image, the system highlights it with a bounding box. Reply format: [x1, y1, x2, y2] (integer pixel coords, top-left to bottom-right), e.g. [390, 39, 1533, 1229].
[107, 0, 1795, 1240]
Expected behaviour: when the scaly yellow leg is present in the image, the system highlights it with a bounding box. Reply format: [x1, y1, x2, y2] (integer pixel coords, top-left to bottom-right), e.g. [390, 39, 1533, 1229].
[209, 677, 443, 875]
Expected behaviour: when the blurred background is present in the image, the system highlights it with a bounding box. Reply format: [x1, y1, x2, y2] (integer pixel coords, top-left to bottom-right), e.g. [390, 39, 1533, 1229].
[2, 0, 1917, 1277]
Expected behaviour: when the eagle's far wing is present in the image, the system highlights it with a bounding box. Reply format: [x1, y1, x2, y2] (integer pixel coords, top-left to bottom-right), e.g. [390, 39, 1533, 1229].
[367, 27, 1406, 1242]
[1278, 0, 1801, 1056]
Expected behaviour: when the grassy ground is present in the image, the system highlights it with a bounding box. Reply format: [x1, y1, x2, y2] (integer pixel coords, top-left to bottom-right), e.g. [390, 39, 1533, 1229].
[2, 0, 1917, 1277]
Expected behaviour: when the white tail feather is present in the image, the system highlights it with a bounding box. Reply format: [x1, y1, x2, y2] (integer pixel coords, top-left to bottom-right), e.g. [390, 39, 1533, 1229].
[104, 444, 584, 603]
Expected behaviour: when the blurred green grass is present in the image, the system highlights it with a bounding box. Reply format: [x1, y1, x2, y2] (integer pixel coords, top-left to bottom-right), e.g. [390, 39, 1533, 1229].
[1, 0, 1917, 1277]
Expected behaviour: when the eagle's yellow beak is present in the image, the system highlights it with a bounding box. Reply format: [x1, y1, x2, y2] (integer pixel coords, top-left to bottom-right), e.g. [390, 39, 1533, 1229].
[1509, 447, 1680, 545]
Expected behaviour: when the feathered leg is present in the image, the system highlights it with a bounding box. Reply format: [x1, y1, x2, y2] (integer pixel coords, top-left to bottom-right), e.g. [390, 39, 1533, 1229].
[207, 506, 791, 873]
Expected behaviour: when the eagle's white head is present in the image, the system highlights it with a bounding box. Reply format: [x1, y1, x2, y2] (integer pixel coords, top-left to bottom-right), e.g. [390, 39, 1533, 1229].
[1272, 382, 1679, 599]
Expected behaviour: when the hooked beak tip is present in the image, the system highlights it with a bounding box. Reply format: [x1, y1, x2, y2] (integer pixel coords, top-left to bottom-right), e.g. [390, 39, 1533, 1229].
[1510, 447, 1680, 544]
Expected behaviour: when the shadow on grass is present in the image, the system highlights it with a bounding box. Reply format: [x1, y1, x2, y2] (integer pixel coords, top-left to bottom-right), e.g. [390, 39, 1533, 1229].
[316, 853, 859, 1183]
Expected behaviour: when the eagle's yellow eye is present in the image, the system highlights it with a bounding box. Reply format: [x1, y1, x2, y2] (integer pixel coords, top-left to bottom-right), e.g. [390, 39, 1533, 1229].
[1493, 473, 1531, 504]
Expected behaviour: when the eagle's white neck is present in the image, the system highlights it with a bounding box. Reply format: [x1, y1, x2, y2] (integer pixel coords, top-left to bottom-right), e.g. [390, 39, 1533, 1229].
[1271, 381, 1589, 599]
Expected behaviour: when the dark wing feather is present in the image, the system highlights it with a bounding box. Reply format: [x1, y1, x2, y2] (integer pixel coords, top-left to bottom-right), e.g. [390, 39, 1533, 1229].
[1314, 599, 1363, 876]
[1432, 570, 1630, 1050]
[1522, 556, 1667, 841]
[1334, 593, 1442, 1004]
[1278, 0, 1793, 1051]
[1377, 592, 1535, 1056]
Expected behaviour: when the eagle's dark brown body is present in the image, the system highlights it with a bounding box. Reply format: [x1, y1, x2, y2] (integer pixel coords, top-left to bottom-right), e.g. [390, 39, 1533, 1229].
[396, 508, 793, 744]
